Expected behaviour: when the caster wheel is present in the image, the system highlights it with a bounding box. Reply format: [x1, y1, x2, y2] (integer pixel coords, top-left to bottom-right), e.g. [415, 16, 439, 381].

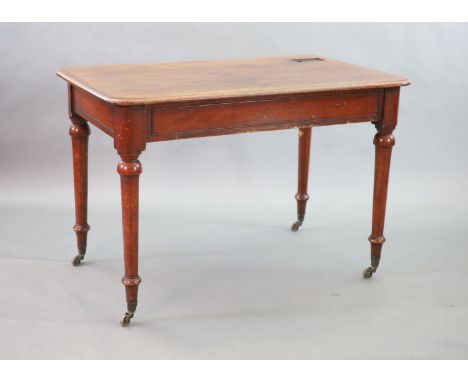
[72, 254, 84, 266]
[120, 312, 134, 327]
[291, 221, 301, 231]
[362, 267, 374, 279]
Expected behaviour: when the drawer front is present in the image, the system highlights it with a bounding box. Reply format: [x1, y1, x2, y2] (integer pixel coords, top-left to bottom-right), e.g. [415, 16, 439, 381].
[149, 91, 381, 140]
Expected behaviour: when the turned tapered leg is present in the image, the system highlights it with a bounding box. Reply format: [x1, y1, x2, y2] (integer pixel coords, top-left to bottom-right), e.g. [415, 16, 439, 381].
[118, 157, 142, 326]
[363, 87, 400, 279]
[291, 127, 312, 231]
[363, 129, 395, 279]
[69, 117, 90, 266]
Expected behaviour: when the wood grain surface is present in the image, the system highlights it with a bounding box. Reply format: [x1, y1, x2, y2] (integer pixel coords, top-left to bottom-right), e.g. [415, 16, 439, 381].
[58, 55, 409, 105]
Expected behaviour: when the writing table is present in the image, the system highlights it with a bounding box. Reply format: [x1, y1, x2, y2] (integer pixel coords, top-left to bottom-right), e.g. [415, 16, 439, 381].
[57, 55, 409, 326]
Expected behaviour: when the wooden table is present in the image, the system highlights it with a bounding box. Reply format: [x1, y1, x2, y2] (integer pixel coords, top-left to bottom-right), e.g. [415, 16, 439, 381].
[57, 55, 409, 326]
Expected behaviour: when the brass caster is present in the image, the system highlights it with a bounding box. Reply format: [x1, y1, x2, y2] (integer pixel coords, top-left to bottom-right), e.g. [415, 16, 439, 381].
[362, 267, 376, 279]
[291, 221, 302, 231]
[120, 312, 134, 327]
[72, 254, 84, 266]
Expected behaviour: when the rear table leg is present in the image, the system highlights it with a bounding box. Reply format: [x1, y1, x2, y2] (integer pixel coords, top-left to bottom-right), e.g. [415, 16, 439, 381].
[291, 127, 312, 231]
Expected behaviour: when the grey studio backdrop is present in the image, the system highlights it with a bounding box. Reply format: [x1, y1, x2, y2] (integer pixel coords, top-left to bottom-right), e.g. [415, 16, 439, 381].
[0, 23, 467, 359]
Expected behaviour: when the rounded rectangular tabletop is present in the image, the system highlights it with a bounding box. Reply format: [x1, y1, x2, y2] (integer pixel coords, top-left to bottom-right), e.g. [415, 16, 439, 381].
[57, 55, 409, 105]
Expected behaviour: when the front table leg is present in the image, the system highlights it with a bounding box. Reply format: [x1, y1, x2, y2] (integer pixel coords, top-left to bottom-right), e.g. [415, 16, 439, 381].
[117, 156, 142, 326]
[363, 124, 396, 279]
[69, 117, 91, 266]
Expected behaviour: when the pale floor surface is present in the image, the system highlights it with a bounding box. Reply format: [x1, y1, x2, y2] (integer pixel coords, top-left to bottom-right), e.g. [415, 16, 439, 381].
[1, 201, 467, 359]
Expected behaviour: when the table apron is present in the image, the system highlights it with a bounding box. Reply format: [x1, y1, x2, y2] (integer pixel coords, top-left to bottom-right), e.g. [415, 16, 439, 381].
[73, 87, 114, 137]
[71, 86, 384, 142]
[148, 90, 383, 141]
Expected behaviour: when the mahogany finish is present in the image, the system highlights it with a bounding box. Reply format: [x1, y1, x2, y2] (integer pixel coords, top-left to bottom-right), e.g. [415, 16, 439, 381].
[58, 55, 409, 326]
